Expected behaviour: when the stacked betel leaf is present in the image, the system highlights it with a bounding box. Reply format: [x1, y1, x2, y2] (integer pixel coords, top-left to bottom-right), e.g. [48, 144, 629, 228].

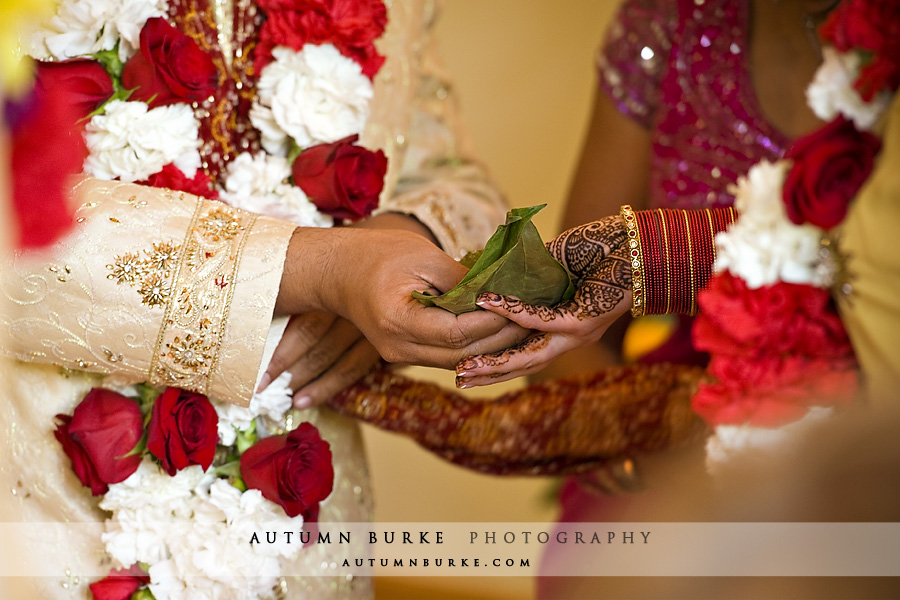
[414, 205, 575, 314]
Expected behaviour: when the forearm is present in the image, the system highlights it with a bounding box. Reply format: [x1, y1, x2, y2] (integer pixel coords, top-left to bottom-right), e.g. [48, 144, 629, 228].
[331, 363, 709, 476]
[2, 177, 296, 405]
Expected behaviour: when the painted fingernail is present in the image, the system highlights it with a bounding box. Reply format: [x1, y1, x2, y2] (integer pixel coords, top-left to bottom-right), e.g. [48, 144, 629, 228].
[455, 376, 471, 389]
[456, 358, 477, 373]
[256, 372, 272, 393]
[476, 292, 502, 305]
[294, 395, 312, 409]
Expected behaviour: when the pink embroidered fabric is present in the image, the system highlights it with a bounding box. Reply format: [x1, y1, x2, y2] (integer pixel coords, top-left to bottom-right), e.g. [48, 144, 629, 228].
[599, 0, 789, 209]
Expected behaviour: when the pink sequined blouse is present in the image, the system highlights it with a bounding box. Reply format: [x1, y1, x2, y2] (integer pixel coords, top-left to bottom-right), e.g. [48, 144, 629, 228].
[599, 0, 790, 209]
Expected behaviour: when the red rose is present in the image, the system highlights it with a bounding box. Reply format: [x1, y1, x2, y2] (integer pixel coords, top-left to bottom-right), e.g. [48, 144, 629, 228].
[292, 134, 387, 221]
[240, 422, 334, 518]
[820, 0, 900, 99]
[255, 0, 386, 78]
[34, 58, 114, 118]
[782, 116, 881, 229]
[855, 53, 900, 102]
[89, 564, 150, 600]
[147, 387, 218, 476]
[54, 389, 144, 495]
[138, 163, 219, 199]
[122, 17, 218, 107]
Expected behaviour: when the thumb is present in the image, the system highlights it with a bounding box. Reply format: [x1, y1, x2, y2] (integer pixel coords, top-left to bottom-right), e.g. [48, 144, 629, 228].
[421, 254, 470, 294]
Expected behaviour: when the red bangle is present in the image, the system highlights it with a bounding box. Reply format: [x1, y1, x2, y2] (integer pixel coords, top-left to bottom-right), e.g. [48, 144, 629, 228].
[628, 207, 737, 316]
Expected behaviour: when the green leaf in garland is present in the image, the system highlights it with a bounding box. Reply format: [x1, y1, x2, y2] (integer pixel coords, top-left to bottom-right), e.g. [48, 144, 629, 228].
[413, 204, 575, 314]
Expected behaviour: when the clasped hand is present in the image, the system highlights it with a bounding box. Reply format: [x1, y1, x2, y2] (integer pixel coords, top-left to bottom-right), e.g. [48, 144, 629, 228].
[266, 223, 530, 406]
[455, 215, 633, 387]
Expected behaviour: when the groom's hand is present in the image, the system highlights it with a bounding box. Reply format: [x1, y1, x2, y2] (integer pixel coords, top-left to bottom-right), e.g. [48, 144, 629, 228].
[258, 311, 380, 409]
[262, 213, 459, 408]
[275, 226, 530, 370]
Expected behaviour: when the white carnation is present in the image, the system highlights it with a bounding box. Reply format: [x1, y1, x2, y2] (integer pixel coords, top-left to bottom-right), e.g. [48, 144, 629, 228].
[251, 44, 373, 155]
[208, 480, 303, 559]
[223, 152, 292, 197]
[715, 161, 828, 288]
[101, 460, 212, 567]
[705, 407, 834, 475]
[729, 159, 789, 221]
[84, 100, 202, 182]
[215, 371, 294, 446]
[220, 152, 333, 227]
[806, 47, 891, 132]
[27, 0, 167, 61]
[101, 460, 211, 514]
[140, 480, 300, 598]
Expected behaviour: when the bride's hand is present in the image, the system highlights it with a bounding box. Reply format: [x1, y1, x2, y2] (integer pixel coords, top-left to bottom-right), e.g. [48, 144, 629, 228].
[258, 312, 381, 409]
[454, 217, 632, 387]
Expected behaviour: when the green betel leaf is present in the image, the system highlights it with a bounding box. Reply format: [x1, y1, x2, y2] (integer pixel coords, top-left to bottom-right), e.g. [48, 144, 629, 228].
[413, 205, 575, 314]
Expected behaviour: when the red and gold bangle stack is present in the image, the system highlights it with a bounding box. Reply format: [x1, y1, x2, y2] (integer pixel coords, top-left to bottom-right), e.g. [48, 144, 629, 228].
[620, 205, 736, 317]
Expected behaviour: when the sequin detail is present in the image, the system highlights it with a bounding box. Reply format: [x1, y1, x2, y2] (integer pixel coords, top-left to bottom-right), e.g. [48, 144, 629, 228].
[108, 245, 181, 307]
[599, 0, 789, 209]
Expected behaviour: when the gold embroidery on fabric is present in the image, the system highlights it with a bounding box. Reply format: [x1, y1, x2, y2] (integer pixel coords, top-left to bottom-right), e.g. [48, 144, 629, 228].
[141, 199, 257, 395]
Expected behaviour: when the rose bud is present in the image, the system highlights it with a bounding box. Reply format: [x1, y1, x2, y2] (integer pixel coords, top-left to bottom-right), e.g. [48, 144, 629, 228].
[147, 387, 219, 475]
[240, 422, 334, 519]
[122, 17, 218, 107]
[291, 134, 387, 221]
[54, 388, 144, 495]
[89, 564, 150, 600]
[34, 58, 114, 118]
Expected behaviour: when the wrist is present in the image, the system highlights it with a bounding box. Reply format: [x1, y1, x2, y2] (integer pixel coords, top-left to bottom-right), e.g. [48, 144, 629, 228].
[622, 205, 737, 317]
[354, 212, 439, 245]
[276, 227, 347, 316]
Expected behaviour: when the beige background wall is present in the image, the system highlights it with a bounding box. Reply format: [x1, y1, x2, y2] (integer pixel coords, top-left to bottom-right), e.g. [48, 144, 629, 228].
[368, 1, 621, 598]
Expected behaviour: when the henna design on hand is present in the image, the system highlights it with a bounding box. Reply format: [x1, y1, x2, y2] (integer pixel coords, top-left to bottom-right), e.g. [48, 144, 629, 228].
[478, 228, 632, 324]
[547, 215, 627, 281]
[459, 217, 634, 378]
[457, 333, 549, 375]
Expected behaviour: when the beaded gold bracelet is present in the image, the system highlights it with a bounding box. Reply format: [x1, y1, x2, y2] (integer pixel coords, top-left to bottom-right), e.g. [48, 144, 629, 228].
[620, 205, 646, 317]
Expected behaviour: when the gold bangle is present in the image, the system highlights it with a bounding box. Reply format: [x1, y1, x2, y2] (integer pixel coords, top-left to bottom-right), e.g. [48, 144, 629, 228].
[620, 205, 646, 318]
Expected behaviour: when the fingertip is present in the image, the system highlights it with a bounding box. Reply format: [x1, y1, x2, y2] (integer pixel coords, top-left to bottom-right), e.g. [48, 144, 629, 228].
[256, 372, 272, 393]
[455, 376, 471, 389]
[293, 395, 312, 410]
[456, 357, 477, 374]
[476, 292, 502, 306]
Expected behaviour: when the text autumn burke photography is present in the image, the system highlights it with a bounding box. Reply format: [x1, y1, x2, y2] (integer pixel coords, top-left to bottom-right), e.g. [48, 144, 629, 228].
[249, 529, 653, 546]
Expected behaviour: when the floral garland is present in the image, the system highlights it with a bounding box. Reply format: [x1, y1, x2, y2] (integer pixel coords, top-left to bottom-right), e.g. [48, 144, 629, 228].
[692, 0, 900, 466]
[22, 0, 390, 597]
